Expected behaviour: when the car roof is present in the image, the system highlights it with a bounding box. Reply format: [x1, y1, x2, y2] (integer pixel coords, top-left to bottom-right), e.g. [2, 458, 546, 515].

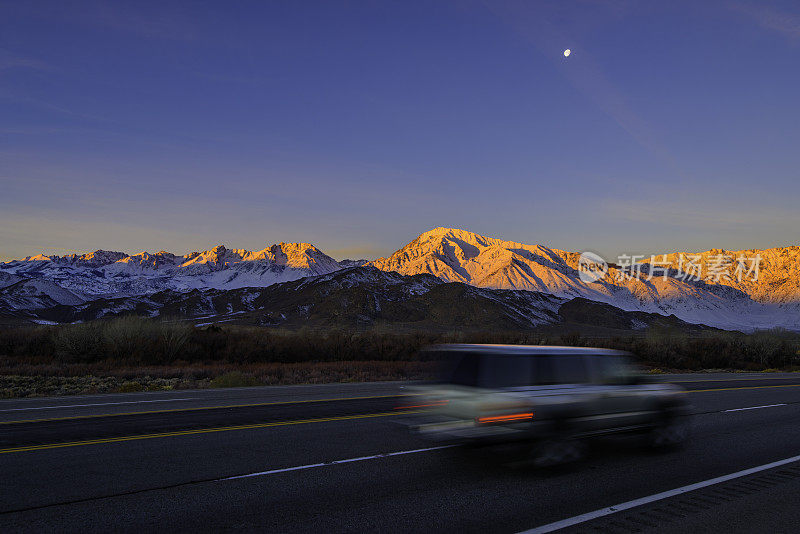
[425, 344, 630, 357]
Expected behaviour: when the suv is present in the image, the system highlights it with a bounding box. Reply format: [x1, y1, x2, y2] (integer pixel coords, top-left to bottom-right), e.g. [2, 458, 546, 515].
[405, 344, 690, 466]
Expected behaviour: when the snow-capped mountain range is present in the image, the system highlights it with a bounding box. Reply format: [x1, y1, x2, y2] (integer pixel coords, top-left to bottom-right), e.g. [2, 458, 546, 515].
[371, 228, 800, 331]
[2, 227, 799, 331]
[1, 243, 344, 297]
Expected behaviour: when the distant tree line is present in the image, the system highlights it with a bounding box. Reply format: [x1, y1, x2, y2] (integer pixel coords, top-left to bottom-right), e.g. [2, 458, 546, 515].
[0, 316, 799, 372]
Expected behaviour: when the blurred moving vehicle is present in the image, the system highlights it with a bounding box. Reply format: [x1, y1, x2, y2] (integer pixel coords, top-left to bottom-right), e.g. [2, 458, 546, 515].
[404, 344, 690, 467]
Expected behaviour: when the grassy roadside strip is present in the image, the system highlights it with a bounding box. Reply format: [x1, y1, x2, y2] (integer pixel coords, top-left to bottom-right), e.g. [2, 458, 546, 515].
[2, 361, 800, 399]
[0, 361, 438, 398]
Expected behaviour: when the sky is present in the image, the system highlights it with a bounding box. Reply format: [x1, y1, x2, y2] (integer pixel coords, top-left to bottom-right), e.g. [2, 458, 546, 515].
[1, 0, 799, 262]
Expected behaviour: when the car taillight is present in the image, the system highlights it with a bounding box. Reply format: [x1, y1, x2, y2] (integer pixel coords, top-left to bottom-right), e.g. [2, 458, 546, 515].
[475, 412, 534, 424]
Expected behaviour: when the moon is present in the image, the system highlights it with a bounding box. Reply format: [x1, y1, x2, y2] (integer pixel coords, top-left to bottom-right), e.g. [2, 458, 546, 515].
[563, 49, 571, 57]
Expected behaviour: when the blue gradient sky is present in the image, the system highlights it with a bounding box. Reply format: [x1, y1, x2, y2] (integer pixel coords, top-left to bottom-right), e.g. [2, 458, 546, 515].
[2, 1, 799, 261]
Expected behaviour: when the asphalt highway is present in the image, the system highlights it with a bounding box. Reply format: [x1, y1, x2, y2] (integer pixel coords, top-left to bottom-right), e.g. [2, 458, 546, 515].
[2, 373, 800, 533]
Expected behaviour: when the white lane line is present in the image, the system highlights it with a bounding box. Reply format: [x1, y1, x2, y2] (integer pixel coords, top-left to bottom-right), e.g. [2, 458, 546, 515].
[519, 453, 800, 533]
[0, 398, 198, 412]
[724, 403, 787, 412]
[220, 445, 455, 481]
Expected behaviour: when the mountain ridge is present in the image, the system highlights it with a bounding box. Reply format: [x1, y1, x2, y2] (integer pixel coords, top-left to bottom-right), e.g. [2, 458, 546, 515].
[19, 266, 708, 335]
[368, 227, 800, 331]
[2, 242, 345, 296]
[2, 227, 799, 331]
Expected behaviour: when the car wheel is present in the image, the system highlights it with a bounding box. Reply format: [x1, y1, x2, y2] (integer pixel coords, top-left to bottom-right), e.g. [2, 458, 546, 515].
[647, 411, 690, 450]
[530, 436, 586, 468]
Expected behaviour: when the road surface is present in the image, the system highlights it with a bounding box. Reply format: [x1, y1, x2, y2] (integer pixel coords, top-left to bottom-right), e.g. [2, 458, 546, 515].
[1, 373, 800, 533]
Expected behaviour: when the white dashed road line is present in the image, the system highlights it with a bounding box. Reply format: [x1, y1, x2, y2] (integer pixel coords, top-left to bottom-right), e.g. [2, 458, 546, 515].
[220, 445, 455, 481]
[723, 403, 787, 412]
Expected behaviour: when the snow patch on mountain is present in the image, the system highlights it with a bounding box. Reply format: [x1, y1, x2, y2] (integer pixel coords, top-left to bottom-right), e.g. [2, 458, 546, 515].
[0, 272, 23, 290]
[0, 279, 86, 310]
